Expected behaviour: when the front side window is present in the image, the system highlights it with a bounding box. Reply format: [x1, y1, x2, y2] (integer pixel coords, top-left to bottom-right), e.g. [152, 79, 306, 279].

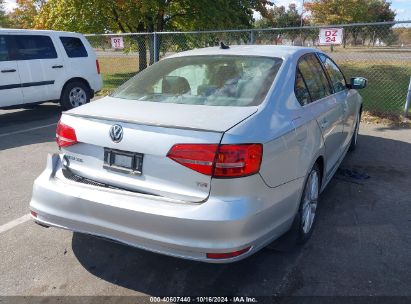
[0, 36, 9, 62]
[297, 54, 332, 102]
[112, 55, 283, 107]
[13, 35, 57, 60]
[317, 53, 346, 93]
[60, 37, 88, 58]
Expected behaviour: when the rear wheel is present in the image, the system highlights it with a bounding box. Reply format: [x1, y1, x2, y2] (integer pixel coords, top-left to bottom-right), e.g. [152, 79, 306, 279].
[349, 111, 361, 152]
[60, 81, 90, 110]
[296, 164, 320, 244]
[267, 163, 320, 251]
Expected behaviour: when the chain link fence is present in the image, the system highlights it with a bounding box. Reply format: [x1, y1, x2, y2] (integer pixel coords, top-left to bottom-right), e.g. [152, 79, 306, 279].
[85, 21, 411, 115]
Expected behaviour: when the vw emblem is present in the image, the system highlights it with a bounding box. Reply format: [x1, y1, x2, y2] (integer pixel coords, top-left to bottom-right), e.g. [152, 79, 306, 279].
[109, 124, 123, 143]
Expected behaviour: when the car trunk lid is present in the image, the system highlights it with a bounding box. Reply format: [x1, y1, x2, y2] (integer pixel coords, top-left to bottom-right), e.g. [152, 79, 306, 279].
[66, 96, 258, 132]
[59, 97, 258, 202]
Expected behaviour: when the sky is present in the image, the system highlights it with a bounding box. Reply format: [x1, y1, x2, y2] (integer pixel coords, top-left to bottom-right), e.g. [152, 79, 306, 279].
[3, 0, 411, 21]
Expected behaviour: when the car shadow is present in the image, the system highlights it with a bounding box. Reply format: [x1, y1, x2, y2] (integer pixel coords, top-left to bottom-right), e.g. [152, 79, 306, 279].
[70, 132, 411, 296]
[0, 104, 62, 151]
[71, 232, 301, 296]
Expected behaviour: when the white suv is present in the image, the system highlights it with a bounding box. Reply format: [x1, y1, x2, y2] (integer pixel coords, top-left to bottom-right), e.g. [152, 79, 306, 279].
[0, 29, 102, 110]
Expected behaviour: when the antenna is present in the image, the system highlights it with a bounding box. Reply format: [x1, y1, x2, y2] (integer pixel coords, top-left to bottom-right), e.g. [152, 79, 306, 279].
[220, 41, 230, 49]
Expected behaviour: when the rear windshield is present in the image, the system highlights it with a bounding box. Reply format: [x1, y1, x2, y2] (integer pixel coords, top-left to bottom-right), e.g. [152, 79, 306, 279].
[112, 55, 283, 107]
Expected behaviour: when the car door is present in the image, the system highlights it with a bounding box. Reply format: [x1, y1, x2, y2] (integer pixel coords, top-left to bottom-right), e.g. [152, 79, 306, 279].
[12, 34, 64, 104]
[317, 53, 356, 149]
[0, 35, 23, 107]
[296, 53, 345, 175]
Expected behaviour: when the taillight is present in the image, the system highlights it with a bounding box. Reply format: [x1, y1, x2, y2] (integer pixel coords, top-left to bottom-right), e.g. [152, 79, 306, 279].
[214, 144, 263, 178]
[56, 121, 78, 148]
[96, 59, 101, 74]
[167, 144, 218, 175]
[167, 143, 263, 178]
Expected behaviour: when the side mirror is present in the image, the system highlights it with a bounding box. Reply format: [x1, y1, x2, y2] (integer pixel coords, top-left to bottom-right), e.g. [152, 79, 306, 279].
[349, 77, 367, 90]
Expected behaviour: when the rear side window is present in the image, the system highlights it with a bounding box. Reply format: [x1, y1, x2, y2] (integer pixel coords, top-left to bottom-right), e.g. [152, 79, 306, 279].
[317, 53, 346, 93]
[296, 54, 332, 103]
[13, 35, 57, 60]
[0, 36, 10, 61]
[60, 37, 88, 58]
[295, 69, 311, 106]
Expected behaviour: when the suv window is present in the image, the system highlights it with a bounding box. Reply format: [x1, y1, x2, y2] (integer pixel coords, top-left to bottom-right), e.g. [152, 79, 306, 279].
[13, 35, 57, 60]
[60, 37, 88, 58]
[0, 36, 9, 61]
[317, 53, 346, 93]
[296, 54, 332, 103]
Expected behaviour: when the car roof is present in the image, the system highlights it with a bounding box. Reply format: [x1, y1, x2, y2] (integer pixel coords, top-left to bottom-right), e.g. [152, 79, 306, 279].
[0, 28, 82, 36]
[167, 45, 319, 60]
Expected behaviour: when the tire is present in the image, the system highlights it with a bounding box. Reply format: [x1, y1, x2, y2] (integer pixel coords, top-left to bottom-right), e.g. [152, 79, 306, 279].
[60, 81, 91, 110]
[295, 163, 321, 244]
[267, 163, 321, 251]
[349, 111, 361, 152]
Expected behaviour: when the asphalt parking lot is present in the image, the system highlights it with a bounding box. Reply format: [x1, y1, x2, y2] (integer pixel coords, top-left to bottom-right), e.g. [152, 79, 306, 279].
[0, 103, 410, 297]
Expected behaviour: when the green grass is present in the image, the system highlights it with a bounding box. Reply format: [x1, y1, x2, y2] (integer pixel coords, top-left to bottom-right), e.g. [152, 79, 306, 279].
[338, 61, 411, 114]
[97, 56, 411, 114]
[98, 57, 139, 95]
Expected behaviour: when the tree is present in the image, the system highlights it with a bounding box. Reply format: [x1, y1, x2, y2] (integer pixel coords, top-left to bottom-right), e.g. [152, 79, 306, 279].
[8, 0, 45, 29]
[33, 0, 272, 70]
[304, 0, 396, 46]
[255, 4, 302, 44]
[0, 0, 9, 27]
[304, 0, 395, 24]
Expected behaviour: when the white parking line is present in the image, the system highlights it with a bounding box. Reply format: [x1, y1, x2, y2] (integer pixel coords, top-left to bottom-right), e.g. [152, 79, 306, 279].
[0, 123, 57, 138]
[0, 214, 31, 235]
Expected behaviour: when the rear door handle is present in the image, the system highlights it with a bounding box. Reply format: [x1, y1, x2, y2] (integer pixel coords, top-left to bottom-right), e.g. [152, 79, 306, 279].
[52, 65, 63, 69]
[1, 69, 16, 73]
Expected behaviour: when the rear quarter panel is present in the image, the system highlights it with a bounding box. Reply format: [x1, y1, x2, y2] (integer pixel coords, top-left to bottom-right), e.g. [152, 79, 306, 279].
[223, 50, 325, 190]
[52, 32, 102, 97]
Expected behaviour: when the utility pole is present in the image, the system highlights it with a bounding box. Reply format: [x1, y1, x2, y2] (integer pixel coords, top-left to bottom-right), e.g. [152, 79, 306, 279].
[300, 0, 305, 27]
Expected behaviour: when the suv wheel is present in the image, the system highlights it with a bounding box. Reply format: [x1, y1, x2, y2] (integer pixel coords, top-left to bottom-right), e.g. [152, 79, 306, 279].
[60, 81, 90, 110]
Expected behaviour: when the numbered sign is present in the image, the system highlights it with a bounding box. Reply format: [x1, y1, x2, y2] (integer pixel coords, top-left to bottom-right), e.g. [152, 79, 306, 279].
[111, 37, 124, 49]
[319, 28, 343, 45]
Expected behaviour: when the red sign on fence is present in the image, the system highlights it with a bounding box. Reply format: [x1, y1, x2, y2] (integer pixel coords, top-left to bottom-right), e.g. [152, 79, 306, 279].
[111, 37, 124, 49]
[319, 28, 344, 45]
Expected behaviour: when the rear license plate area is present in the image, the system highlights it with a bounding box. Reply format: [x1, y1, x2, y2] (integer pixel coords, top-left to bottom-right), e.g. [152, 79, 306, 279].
[103, 148, 143, 175]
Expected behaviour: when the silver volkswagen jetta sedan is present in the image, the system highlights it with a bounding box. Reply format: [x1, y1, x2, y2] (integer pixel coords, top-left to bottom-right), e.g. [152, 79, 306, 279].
[30, 45, 367, 263]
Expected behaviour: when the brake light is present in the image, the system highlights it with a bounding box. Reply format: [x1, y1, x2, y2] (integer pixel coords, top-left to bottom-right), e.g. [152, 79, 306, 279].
[167, 144, 262, 178]
[56, 121, 78, 148]
[96, 59, 100, 74]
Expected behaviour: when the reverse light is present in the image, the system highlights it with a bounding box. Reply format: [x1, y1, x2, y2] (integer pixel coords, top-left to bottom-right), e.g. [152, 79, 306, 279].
[206, 246, 252, 259]
[56, 121, 78, 148]
[96, 59, 101, 74]
[167, 143, 263, 178]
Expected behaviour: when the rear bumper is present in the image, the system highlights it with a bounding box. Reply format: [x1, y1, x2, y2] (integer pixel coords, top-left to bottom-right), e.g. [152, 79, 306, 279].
[30, 154, 303, 263]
